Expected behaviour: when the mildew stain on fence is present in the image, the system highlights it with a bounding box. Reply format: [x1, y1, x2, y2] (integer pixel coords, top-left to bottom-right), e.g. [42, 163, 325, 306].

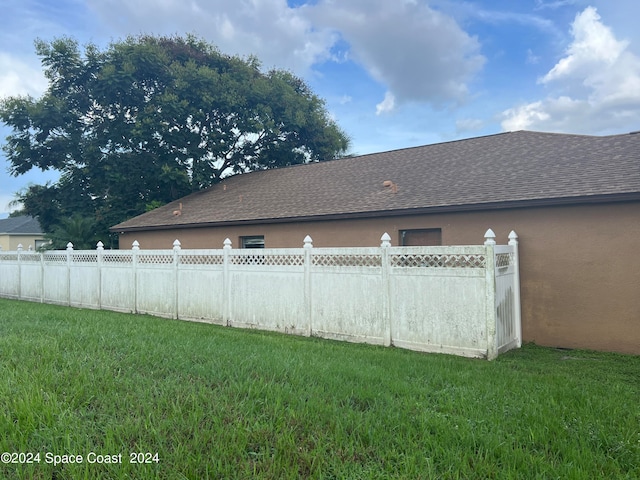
[0, 230, 521, 359]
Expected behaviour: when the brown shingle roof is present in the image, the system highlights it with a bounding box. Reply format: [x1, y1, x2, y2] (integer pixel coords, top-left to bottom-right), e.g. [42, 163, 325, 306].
[111, 130, 640, 232]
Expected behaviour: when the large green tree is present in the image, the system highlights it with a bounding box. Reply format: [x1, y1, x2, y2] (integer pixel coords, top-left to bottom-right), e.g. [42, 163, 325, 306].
[1, 35, 350, 247]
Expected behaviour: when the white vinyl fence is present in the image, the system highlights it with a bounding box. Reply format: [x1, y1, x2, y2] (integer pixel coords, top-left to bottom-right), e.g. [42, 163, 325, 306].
[0, 229, 521, 359]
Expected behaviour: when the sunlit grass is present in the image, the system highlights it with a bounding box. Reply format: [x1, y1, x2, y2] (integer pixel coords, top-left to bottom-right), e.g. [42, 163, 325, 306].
[1, 298, 638, 479]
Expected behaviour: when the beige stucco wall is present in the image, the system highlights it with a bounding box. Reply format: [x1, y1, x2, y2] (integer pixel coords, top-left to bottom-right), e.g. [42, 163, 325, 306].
[118, 201, 640, 355]
[0, 234, 46, 251]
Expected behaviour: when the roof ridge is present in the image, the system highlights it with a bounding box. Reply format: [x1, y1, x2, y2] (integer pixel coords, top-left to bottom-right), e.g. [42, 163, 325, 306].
[211, 131, 515, 179]
[214, 130, 629, 181]
[320, 131, 514, 162]
[112, 130, 640, 232]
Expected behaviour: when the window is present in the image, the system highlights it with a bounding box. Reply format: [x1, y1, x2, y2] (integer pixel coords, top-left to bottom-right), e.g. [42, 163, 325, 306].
[400, 229, 442, 246]
[240, 235, 265, 249]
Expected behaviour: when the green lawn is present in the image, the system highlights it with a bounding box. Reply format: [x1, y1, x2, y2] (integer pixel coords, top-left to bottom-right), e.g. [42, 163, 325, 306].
[0, 298, 638, 479]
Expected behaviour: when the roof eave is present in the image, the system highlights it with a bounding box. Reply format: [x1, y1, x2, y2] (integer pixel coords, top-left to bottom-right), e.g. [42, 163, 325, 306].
[110, 192, 640, 234]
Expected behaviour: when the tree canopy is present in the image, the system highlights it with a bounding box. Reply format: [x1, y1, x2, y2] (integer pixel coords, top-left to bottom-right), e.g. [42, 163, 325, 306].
[0, 35, 350, 247]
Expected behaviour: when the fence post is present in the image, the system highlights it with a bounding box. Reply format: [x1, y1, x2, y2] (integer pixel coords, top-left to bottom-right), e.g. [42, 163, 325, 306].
[484, 229, 497, 360]
[66, 242, 74, 306]
[17, 244, 23, 300]
[97, 241, 104, 310]
[303, 235, 313, 337]
[380, 233, 392, 347]
[132, 240, 140, 314]
[173, 239, 181, 320]
[223, 238, 232, 326]
[509, 231, 522, 348]
[39, 247, 44, 304]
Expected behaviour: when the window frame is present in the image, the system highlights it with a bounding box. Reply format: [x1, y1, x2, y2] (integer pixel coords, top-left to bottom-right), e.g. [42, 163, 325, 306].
[240, 235, 265, 249]
[399, 228, 442, 246]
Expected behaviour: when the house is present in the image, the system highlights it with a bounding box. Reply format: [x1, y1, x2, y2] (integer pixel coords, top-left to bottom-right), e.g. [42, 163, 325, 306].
[0, 215, 46, 251]
[111, 131, 640, 355]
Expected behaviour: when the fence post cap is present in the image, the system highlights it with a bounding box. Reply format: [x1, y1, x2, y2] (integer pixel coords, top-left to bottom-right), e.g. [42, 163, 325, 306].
[132, 240, 140, 250]
[380, 232, 391, 247]
[66, 242, 74, 251]
[96, 241, 104, 250]
[223, 238, 232, 249]
[173, 239, 181, 250]
[508, 231, 518, 245]
[483, 229, 496, 245]
[303, 235, 313, 248]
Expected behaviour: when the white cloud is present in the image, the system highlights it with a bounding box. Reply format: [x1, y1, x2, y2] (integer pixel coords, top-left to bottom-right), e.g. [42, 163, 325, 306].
[376, 91, 396, 115]
[541, 7, 627, 84]
[0, 53, 47, 98]
[307, 0, 485, 109]
[502, 98, 569, 131]
[86, 0, 337, 73]
[88, 0, 485, 113]
[534, 0, 580, 10]
[501, 7, 640, 134]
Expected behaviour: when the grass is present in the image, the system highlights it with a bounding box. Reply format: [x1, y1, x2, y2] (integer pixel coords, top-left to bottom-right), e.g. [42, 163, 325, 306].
[0, 298, 638, 479]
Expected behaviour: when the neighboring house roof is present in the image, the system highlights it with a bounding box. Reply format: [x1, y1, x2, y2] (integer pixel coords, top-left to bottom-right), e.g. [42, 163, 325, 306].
[112, 130, 640, 232]
[0, 215, 43, 235]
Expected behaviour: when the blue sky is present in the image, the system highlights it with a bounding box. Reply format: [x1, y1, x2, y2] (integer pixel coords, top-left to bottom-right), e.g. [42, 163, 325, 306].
[1, 0, 640, 217]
